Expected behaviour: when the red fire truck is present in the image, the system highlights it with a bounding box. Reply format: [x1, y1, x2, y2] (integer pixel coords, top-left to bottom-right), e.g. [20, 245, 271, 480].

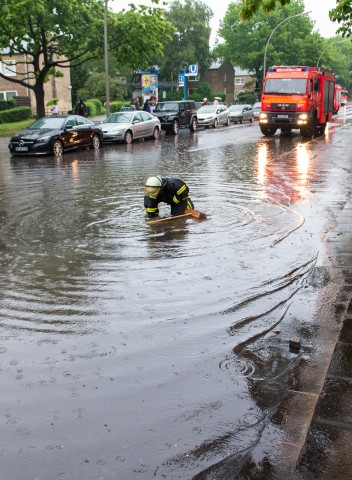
[341, 89, 348, 106]
[259, 65, 336, 138]
[334, 84, 342, 114]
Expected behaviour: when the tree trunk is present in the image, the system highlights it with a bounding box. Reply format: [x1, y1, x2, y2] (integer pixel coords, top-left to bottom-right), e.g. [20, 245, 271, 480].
[33, 82, 46, 118]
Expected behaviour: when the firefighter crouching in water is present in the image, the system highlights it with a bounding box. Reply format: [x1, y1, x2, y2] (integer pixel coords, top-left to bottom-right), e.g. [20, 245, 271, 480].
[144, 176, 194, 218]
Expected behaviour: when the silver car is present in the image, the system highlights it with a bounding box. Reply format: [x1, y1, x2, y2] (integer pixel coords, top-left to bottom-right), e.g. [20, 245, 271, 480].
[97, 111, 161, 144]
[252, 101, 261, 120]
[228, 104, 254, 124]
[196, 104, 230, 128]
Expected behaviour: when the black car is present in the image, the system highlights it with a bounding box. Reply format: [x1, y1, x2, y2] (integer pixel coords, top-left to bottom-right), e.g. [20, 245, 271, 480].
[153, 101, 197, 134]
[8, 115, 103, 156]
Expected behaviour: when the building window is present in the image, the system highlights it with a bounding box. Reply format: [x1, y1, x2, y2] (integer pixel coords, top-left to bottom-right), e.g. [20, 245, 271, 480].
[235, 78, 244, 85]
[0, 91, 17, 100]
[0, 60, 16, 77]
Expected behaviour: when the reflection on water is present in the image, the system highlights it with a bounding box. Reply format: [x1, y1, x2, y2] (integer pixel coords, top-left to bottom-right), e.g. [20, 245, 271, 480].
[0, 120, 351, 479]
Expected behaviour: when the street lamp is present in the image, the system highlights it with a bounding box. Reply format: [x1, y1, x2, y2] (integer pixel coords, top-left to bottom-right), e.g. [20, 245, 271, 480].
[316, 38, 350, 68]
[263, 10, 312, 80]
[104, 0, 110, 116]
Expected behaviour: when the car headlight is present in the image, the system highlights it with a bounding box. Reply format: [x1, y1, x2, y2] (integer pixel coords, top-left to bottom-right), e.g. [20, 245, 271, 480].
[36, 136, 51, 144]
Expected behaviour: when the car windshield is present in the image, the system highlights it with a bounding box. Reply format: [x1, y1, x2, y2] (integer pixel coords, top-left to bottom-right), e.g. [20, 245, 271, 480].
[229, 105, 244, 111]
[104, 113, 133, 124]
[253, 103, 261, 109]
[29, 117, 66, 129]
[154, 103, 180, 112]
[264, 78, 307, 95]
[197, 106, 217, 113]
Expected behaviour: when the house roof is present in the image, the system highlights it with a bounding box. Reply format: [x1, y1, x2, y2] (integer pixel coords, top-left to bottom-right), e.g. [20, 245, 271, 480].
[207, 61, 254, 77]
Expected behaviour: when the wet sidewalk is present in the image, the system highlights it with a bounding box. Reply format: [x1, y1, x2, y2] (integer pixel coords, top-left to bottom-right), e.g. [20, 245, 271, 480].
[296, 197, 352, 478]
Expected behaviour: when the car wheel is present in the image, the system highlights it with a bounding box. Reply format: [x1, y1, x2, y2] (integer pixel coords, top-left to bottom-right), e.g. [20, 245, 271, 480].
[213, 118, 219, 128]
[53, 140, 64, 156]
[239, 117, 243, 124]
[170, 120, 179, 135]
[124, 130, 133, 144]
[90, 134, 101, 149]
[260, 125, 277, 137]
[189, 117, 197, 132]
[234, 121, 237, 124]
[152, 127, 160, 139]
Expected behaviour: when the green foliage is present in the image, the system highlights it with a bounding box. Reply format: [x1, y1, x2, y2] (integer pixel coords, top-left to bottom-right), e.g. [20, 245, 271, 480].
[240, 0, 291, 20]
[86, 98, 104, 115]
[215, 1, 325, 81]
[0, 0, 105, 116]
[75, 71, 128, 104]
[109, 101, 132, 112]
[237, 92, 257, 104]
[193, 82, 211, 98]
[0, 0, 173, 117]
[0, 106, 32, 124]
[0, 99, 15, 111]
[152, 0, 213, 82]
[330, 1, 352, 37]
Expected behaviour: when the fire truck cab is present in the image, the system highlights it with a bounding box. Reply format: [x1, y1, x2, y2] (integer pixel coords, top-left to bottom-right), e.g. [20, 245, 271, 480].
[259, 65, 336, 138]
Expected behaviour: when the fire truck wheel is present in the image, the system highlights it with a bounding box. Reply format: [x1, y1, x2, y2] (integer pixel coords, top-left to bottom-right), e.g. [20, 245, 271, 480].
[301, 117, 317, 138]
[316, 123, 326, 135]
[260, 125, 277, 137]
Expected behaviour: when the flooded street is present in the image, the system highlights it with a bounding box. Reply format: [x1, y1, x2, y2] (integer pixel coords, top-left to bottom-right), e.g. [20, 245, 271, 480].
[1, 110, 352, 479]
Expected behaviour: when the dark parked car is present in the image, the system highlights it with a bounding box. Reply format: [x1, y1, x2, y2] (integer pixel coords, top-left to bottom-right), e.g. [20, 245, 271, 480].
[153, 100, 197, 134]
[8, 115, 103, 156]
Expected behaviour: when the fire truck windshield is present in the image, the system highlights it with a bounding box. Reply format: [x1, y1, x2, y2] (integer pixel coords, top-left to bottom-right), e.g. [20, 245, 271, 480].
[264, 78, 307, 95]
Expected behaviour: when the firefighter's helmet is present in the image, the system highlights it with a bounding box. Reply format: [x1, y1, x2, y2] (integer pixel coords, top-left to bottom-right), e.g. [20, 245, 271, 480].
[203, 98, 208, 102]
[144, 176, 162, 196]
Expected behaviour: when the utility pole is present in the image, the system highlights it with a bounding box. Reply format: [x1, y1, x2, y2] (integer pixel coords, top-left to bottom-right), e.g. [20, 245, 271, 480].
[104, 0, 110, 116]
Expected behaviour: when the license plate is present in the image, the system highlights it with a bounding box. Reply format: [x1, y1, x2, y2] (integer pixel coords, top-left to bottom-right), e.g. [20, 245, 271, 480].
[277, 114, 288, 119]
[16, 146, 28, 151]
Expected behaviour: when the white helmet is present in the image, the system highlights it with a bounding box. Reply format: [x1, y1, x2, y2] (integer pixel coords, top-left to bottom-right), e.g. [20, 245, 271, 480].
[144, 176, 162, 196]
[203, 97, 207, 102]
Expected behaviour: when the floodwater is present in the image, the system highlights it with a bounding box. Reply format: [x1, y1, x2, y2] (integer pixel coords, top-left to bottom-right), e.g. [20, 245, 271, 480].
[0, 111, 351, 479]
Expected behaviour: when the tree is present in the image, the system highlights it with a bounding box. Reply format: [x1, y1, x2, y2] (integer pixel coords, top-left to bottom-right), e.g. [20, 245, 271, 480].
[214, 1, 325, 83]
[330, 1, 352, 37]
[0, 0, 173, 117]
[240, 0, 352, 39]
[239, 0, 291, 21]
[152, 0, 213, 82]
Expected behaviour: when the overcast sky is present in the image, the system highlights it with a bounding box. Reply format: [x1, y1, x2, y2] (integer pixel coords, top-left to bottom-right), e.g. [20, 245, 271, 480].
[110, 0, 339, 46]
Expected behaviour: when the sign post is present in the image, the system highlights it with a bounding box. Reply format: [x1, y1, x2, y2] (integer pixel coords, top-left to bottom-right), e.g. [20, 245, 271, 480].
[183, 66, 187, 100]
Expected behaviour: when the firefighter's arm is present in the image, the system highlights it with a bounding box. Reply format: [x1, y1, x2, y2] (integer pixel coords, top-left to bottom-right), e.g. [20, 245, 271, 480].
[172, 182, 188, 204]
[144, 195, 159, 218]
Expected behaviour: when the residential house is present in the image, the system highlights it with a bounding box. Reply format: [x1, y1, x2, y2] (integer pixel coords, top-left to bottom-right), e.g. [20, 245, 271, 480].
[204, 61, 235, 103]
[0, 53, 72, 116]
[234, 66, 256, 100]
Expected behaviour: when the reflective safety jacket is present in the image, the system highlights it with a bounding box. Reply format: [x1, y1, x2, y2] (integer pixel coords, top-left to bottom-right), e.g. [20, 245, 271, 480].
[144, 176, 190, 217]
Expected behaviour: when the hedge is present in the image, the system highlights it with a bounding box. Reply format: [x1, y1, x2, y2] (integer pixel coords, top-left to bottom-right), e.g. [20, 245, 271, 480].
[0, 106, 32, 123]
[0, 99, 15, 112]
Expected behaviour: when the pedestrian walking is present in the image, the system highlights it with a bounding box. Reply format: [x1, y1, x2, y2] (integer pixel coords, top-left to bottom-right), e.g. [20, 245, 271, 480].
[74, 99, 87, 116]
[51, 100, 59, 115]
